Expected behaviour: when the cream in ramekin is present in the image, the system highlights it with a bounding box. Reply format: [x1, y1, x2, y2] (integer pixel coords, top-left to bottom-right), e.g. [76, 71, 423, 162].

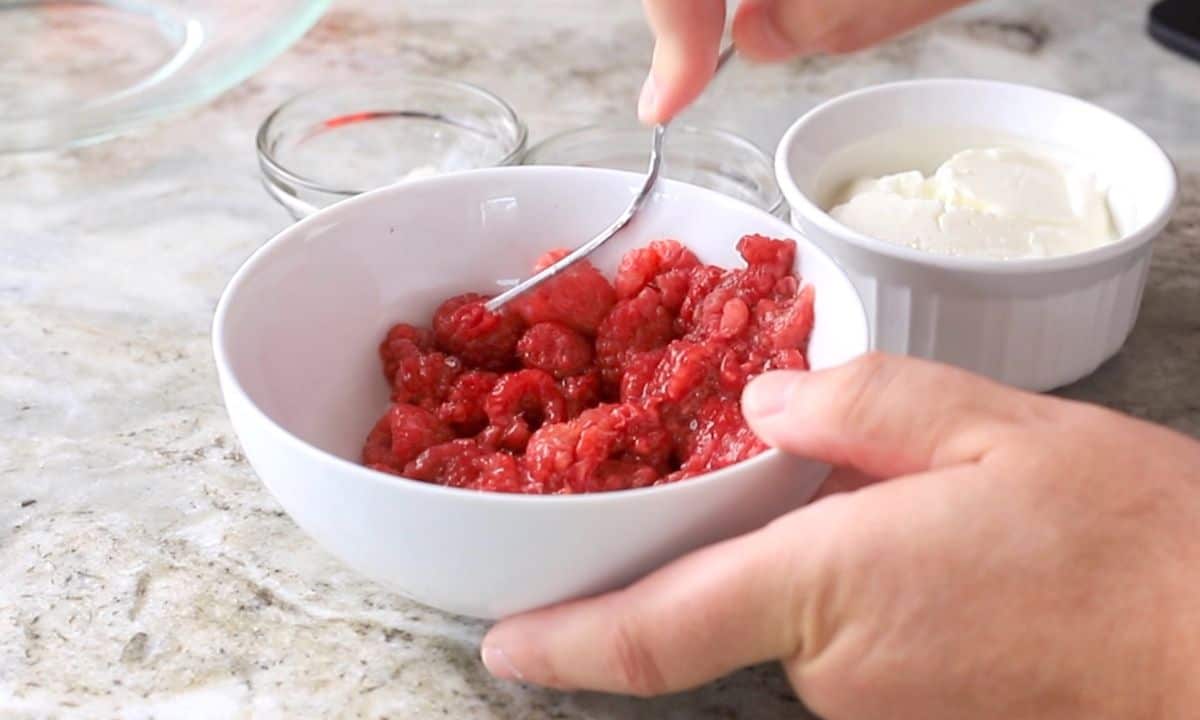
[776, 79, 1178, 391]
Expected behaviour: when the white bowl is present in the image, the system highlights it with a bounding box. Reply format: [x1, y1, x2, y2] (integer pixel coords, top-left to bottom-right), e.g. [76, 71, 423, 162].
[212, 166, 868, 619]
[776, 79, 1178, 391]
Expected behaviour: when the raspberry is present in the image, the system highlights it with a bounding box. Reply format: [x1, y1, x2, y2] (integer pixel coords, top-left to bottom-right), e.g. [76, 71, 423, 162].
[676, 265, 725, 334]
[380, 323, 435, 380]
[653, 268, 694, 312]
[391, 350, 462, 410]
[595, 287, 675, 388]
[769, 348, 810, 371]
[676, 397, 767, 478]
[753, 283, 815, 353]
[737, 234, 796, 277]
[614, 239, 700, 300]
[523, 403, 672, 493]
[484, 369, 567, 451]
[773, 275, 799, 298]
[716, 297, 751, 340]
[433, 293, 524, 370]
[510, 250, 616, 335]
[362, 237, 812, 493]
[652, 340, 725, 405]
[437, 370, 499, 436]
[641, 340, 729, 447]
[687, 269, 778, 341]
[739, 267, 783, 304]
[617, 348, 666, 404]
[362, 415, 400, 470]
[591, 460, 660, 492]
[405, 440, 532, 492]
[474, 452, 530, 494]
[717, 346, 754, 391]
[562, 369, 603, 418]
[517, 322, 594, 379]
[405, 439, 482, 486]
[363, 404, 453, 471]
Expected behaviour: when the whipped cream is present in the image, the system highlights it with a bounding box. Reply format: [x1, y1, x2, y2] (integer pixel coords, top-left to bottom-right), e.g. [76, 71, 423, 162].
[829, 146, 1116, 259]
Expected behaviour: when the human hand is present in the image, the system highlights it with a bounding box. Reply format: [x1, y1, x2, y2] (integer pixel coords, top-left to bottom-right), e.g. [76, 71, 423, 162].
[481, 353, 1200, 719]
[638, 0, 971, 123]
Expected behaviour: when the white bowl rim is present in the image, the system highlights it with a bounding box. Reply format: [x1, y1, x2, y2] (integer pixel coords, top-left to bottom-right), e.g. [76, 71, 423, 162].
[212, 165, 869, 507]
[774, 77, 1180, 276]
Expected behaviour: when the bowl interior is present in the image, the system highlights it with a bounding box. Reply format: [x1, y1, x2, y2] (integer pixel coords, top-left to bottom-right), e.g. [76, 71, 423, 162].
[215, 167, 867, 473]
[779, 80, 1177, 246]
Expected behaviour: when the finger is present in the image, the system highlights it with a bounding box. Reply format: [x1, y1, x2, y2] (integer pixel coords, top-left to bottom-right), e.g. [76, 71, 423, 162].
[813, 466, 878, 500]
[742, 353, 1042, 478]
[481, 508, 824, 696]
[732, 0, 971, 62]
[731, 0, 825, 62]
[639, 0, 726, 123]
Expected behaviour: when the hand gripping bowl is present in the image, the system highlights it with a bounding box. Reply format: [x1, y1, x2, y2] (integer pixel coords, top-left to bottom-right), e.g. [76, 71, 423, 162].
[212, 167, 869, 619]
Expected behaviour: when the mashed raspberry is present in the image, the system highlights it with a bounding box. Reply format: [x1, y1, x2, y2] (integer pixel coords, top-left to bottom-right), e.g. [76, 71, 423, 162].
[363, 235, 815, 494]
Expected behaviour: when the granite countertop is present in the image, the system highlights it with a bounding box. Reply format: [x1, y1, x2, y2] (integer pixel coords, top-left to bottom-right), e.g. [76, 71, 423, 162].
[2, 0, 1197, 717]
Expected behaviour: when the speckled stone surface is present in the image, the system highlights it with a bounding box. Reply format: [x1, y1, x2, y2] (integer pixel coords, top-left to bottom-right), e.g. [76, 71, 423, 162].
[1, 0, 1197, 717]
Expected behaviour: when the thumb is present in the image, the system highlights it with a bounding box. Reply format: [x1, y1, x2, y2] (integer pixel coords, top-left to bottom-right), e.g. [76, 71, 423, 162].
[742, 353, 1035, 478]
[638, 0, 726, 123]
[731, 0, 832, 62]
[481, 506, 827, 696]
[732, 0, 972, 62]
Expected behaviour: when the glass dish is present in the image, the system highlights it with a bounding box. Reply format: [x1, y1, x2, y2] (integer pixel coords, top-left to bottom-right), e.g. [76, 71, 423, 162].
[522, 123, 784, 216]
[0, 0, 330, 153]
[258, 73, 527, 219]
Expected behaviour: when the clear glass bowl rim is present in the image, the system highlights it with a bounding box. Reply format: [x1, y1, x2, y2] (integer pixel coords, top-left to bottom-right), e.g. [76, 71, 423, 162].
[0, 0, 332, 154]
[256, 73, 529, 198]
[522, 122, 784, 215]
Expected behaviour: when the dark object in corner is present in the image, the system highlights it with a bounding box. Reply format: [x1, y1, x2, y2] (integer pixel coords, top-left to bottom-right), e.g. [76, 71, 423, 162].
[1149, 0, 1200, 63]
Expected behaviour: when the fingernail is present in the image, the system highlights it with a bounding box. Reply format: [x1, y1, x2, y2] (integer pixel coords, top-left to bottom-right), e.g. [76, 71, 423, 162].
[743, 371, 805, 419]
[481, 644, 525, 682]
[637, 73, 658, 123]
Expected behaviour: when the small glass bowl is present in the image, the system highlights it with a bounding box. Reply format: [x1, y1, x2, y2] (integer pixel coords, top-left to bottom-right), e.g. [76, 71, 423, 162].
[258, 73, 527, 219]
[522, 124, 784, 216]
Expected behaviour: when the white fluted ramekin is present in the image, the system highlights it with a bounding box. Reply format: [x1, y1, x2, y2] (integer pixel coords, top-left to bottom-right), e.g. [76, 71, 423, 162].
[776, 79, 1178, 391]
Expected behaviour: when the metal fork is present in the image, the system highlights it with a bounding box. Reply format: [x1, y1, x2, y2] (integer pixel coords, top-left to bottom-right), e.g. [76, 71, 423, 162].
[485, 45, 737, 312]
